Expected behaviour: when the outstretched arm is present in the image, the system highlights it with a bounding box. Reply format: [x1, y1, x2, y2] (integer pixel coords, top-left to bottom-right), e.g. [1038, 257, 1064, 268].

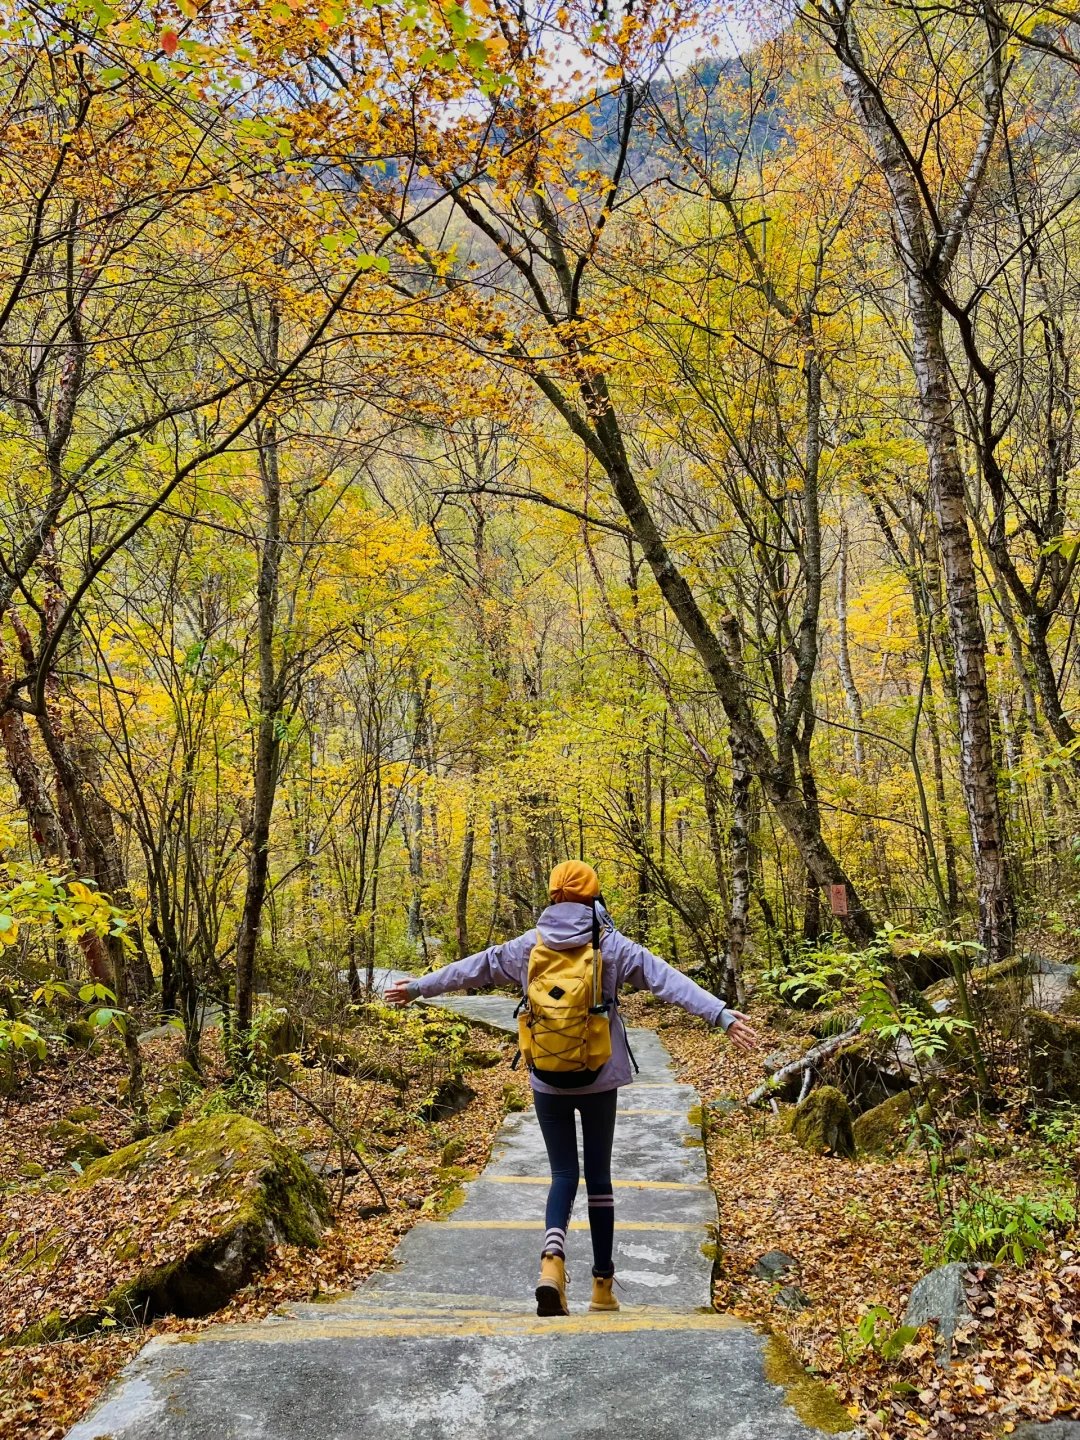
[613, 934, 759, 1053]
[385, 935, 532, 1007]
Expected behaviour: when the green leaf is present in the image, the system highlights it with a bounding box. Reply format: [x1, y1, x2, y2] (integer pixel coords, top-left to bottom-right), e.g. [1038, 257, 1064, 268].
[880, 1325, 918, 1360]
[91, 0, 116, 21]
[99, 65, 125, 81]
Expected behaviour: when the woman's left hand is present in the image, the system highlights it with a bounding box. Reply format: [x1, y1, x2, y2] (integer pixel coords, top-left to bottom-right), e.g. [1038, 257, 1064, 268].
[725, 1012, 759, 1052]
[384, 982, 412, 1007]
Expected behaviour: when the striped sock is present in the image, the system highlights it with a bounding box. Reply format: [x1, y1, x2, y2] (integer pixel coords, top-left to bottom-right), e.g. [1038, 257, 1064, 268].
[543, 1226, 566, 1258]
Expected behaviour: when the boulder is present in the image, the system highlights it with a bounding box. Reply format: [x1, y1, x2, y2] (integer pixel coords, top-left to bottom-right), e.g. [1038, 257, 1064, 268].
[888, 937, 960, 989]
[419, 1077, 476, 1122]
[4, 1113, 330, 1342]
[792, 1086, 856, 1158]
[1027, 1010, 1080, 1103]
[1012, 1425, 1080, 1438]
[923, 955, 1029, 1010]
[64, 1018, 99, 1049]
[1030, 955, 1079, 1014]
[902, 1261, 971, 1363]
[823, 1040, 907, 1111]
[65, 1105, 101, 1125]
[45, 1119, 110, 1167]
[752, 1250, 798, 1281]
[162, 1058, 205, 1092]
[148, 1086, 184, 1132]
[853, 1088, 920, 1155]
[462, 1046, 502, 1069]
[776, 1285, 813, 1311]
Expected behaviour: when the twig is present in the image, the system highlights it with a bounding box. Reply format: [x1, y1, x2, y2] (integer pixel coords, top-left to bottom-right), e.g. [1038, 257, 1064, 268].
[275, 1077, 389, 1209]
[746, 1023, 862, 1107]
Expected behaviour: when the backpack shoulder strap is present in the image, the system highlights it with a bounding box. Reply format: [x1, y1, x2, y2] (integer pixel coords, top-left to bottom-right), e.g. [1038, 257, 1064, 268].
[590, 901, 606, 1011]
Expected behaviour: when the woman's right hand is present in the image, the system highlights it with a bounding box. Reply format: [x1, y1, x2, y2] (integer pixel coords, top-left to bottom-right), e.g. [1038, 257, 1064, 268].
[384, 981, 412, 1007]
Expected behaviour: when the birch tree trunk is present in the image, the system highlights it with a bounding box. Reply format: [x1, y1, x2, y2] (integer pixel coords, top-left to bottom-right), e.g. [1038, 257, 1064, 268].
[820, 5, 1015, 962]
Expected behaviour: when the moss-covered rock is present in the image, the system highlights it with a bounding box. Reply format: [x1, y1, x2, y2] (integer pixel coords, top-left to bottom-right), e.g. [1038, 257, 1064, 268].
[64, 1018, 99, 1049]
[792, 1085, 856, 1158]
[162, 1058, 205, 1092]
[45, 1120, 110, 1166]
[924, 956, 1029, 1009]
[5, 1114, 329, 1342]
[1027, 1009, 1080, 1102]
[419, 1077, 475, 1122]
[147, 1086, 184, 1132]
[65, 1105, 101, 1125]
[853, 1088, 919, 1155]
[462, 1046, 502, 1069]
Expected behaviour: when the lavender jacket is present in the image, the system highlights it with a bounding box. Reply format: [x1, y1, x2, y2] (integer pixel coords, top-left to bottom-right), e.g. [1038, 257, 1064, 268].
[405, 901, 736, 1095]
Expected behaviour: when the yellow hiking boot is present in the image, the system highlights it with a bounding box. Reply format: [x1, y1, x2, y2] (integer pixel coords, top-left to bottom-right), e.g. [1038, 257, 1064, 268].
[589, 1274, 619, 1312]
[535, 1252, 569, 1316]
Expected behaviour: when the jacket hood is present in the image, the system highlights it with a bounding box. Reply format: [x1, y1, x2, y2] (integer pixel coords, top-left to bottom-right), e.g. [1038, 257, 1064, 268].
[536, 901, 608, 949]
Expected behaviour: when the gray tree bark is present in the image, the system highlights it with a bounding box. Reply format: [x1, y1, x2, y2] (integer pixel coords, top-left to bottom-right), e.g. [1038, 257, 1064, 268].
[819, 4, 1014, 962]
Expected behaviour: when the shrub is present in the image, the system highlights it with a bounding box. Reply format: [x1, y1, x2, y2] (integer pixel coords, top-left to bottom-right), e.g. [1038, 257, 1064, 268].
[942, 1187, 1075, 1265]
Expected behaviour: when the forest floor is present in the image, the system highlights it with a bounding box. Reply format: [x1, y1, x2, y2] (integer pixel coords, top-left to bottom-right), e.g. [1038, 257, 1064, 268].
[0, 1017, 531, 1440]
[5, 991, 1080, 1440]
[618, 991, 1080, 1439]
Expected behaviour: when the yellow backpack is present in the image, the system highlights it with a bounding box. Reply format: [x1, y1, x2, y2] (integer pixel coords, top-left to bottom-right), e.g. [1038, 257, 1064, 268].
[516, 914, 612, 1087]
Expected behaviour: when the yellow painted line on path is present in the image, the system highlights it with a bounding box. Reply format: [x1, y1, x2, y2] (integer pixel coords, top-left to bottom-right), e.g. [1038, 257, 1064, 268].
[616, 1108, 692, 1116]
[443, 1220, 704, 1232]
[484, 1176, 707, 1192]
[176, 1310, 743, 1345]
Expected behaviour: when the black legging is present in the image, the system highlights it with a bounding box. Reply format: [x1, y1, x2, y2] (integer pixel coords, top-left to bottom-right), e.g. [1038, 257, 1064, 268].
[533, 1088, 618, 1278]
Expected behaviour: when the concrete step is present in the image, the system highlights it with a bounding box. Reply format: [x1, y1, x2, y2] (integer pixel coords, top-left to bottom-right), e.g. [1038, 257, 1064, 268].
[66, 1306, 835, 1439]
[359, 1214, 714, 1308]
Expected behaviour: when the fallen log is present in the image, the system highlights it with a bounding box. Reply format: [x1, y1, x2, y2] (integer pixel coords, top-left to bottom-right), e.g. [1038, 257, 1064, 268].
[746, 1022, 863, 1107]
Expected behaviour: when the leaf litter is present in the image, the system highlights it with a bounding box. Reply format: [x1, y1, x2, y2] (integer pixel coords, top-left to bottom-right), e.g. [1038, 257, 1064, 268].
[0, 1020, 531, 1440]
[620, 993, 1080, 1439]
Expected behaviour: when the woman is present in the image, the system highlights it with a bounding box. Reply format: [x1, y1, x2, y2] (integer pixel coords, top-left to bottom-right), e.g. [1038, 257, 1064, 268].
[386, 859, 758, 1316]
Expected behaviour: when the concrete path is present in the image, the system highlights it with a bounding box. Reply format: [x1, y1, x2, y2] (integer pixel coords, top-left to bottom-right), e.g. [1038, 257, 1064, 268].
[69, 988, 852, 1439]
